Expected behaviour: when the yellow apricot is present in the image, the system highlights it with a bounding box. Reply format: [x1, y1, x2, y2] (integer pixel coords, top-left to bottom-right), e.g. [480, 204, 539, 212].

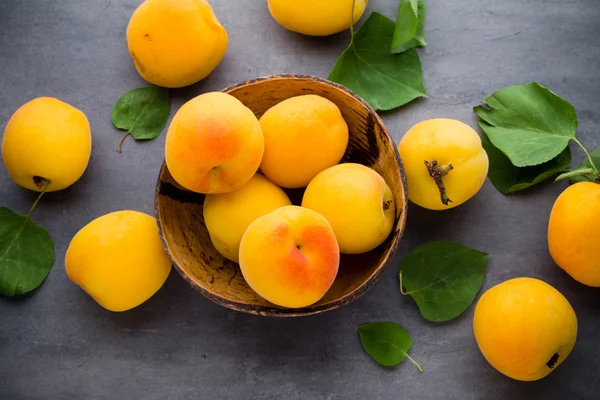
[259, 95, 348, 188]
[65, 210, 172, 312]
[548, 182, 600, 287]
[239, 206, 340, 308]
[473, 277, 577, 381]
[302, 163, 394, 254]
[2, 97, 91, 192]
[267, 0, 368, 36]
[398, 118, 489, 210]
[126, 0, 228, 88]
[203, 174, 292, 263]
[165, 92, 264, 194]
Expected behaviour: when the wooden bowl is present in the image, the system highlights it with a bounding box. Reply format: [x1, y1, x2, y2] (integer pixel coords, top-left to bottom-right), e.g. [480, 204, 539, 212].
[155, 74, 408, 317]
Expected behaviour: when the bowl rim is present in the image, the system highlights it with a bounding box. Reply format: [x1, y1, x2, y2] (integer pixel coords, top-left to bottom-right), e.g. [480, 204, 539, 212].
[154, 73, 408, 317]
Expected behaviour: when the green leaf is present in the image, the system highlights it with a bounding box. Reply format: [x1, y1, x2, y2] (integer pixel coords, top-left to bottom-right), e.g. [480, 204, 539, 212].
[0, 207, 55, 296]
[482, 133, 572, 194]
[474, 82, 578, 167]
[111, 86, 171, 152]
[358, 322, 423, 372]
[391, 0, 426, 54]
[568, 145, 600, 184]
[399, 241, 488, 322]
[328, 12, 427, 111]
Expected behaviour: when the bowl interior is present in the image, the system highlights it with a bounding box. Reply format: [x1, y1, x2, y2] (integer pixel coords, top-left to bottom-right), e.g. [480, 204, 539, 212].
[155, 74, 407, 316]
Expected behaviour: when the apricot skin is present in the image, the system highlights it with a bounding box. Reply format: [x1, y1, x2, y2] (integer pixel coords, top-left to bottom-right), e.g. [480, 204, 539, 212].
[126, 0, 228, 88]
[548, 182, 600, 287]
[302, 163, 394, 254]
[2, 97, 91, 192]
[165, 92, 264, 194]
[259, 95, 348, 189]
[398, 118, 489, 210]
[239, 206, 340, 308]
[267, 0, 368, 36]
[203, 174, 292, 263]
[65, 211, 172, 312]
[473, 277, 577, 381]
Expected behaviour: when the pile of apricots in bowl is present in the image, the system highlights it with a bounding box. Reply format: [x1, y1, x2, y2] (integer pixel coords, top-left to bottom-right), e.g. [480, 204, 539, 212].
[160, 85, 399, 310]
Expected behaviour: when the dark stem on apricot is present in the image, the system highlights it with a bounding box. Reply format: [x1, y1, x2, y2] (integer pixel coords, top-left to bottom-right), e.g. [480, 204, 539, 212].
[383, 200, 393, 211]
[425, 160, 453, 206]
[117, 132, 130, 153]
[547, 352, 560, 369]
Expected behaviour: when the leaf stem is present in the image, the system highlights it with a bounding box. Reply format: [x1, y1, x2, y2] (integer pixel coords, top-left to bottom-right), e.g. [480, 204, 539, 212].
[399, 270, 407, 295]
[573, 138, 600, 177]
[404, 352, 424, 373]
[0, 178, 50, 269]
[117, 132, 130, 153]
[349, 0, 356, 37]
[554, 168, 596, 183]
[28, 178, 50, 219]
[390, 343, 424, 373]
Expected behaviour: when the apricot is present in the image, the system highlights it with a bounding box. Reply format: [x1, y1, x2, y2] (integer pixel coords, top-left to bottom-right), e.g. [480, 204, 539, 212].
[203, 174, 292, 263]
[267, 0, 368, 36]
[398, 118, 489, 210]
[2, 97, 91, 192]
[302, 163, 394, 254]
[65, 210, 172, 312]
[548, 182, 600, 286]
[165, 92, 264, 194]
[259, 95, 348, 188]
[473, 277, 577, 381]
[126, 0, 228, 88]
[239, 205, 340, 308]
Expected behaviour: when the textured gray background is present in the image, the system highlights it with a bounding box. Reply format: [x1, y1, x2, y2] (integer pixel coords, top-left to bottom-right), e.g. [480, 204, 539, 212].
[1, 0, 599, 399]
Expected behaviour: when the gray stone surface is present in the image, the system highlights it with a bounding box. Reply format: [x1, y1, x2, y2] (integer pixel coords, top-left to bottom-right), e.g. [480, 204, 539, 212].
[1, 0, 599, 399]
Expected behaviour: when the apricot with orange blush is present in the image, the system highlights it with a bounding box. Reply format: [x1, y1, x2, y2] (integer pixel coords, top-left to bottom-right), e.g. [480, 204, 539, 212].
[239, 205, 340, 308]
[165, 92, 264, 194]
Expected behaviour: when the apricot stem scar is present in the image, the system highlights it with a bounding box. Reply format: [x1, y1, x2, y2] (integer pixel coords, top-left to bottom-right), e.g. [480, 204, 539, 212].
[425, 160, 453, 206]
[547, 352, 560, 369]
[383, 200, 393, 211]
